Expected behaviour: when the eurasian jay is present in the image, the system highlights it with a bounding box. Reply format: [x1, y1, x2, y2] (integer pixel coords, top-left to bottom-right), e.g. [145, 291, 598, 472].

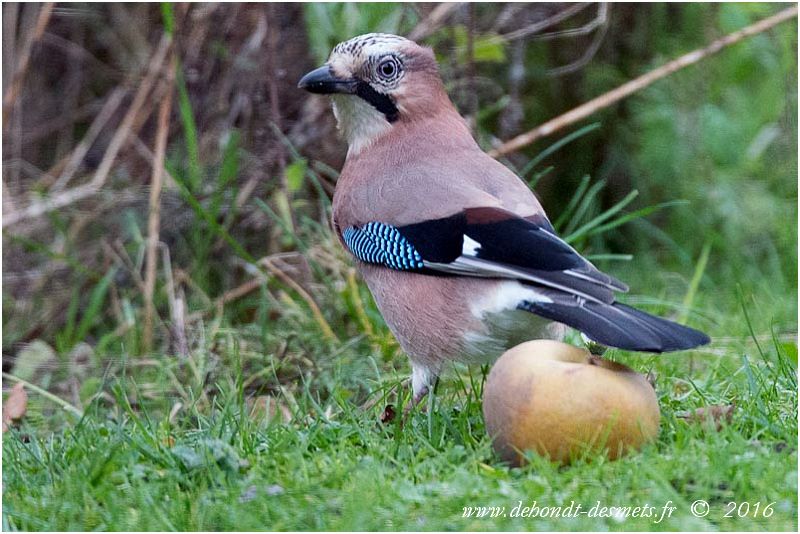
[298, 33, 709, 406]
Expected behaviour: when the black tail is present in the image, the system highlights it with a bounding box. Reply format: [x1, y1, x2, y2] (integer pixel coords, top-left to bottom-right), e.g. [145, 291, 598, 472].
[519, 298, 710, 353]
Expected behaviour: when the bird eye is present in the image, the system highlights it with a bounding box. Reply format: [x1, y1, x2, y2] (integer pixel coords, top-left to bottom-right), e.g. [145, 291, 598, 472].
[377, 58, 399, 79]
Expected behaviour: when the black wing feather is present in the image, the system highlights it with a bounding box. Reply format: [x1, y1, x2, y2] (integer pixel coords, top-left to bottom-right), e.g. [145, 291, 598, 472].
[519, 294, 710, 352]
[398, 207, 626, 299]
[400, 209, 581, 271]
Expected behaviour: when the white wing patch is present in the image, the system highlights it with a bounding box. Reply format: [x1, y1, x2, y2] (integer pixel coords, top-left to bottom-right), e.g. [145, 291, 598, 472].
[468, 280, 552, 320]
[462, 235, 482, 256]
[461, 281, 562, 363]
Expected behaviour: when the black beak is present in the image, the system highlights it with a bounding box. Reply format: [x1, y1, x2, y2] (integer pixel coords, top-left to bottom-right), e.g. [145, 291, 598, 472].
[297, 65, 357, 95]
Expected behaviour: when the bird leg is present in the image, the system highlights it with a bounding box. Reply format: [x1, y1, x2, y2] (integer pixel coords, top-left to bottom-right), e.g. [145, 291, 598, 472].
[403, 362, 437, 417]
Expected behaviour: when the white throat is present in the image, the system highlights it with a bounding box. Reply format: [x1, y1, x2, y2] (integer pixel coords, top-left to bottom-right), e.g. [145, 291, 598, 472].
[332, 95, 392, 156]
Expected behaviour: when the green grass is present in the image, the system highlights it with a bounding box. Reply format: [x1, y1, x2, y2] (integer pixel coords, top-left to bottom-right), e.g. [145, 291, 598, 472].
[2, 347, 797, 531]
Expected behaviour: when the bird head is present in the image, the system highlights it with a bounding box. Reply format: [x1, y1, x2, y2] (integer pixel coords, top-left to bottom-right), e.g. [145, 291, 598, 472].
[298, 33, 450, 154]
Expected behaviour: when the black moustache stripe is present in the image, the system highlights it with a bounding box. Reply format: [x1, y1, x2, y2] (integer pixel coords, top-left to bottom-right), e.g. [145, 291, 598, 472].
[355, 82, 399, 123]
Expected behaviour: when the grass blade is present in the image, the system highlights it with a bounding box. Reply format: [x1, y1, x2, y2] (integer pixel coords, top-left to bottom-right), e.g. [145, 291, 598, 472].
[564, 189, 639, 243]
[680, 240, 711, 323]
[561, 178, 606, 236]
[520, 122, 601, 179]
[168, 163, 256, 265]
[73, 267, 117, 344]
[583, 200, 688, 239]
[554, 174, 591, 230]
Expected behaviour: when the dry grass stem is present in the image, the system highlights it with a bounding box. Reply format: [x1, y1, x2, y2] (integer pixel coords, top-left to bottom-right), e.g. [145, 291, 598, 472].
[260, 256, 339, 343]
[546, 3, 609, 77]
[535, 2, 608, 41]
[491, 2, 591, 44]
[143, 55, 176, 352]
[183, 252, 314, 323]
[407, 3, 463, 42]
[2, 3, 54, 125]
[49, 88, 127, 192]
[159, 243, 189, 357]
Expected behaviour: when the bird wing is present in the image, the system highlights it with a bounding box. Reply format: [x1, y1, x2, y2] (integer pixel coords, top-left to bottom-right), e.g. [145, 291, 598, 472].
[341, 206, 710, 352]
[341, 206, 627, 305]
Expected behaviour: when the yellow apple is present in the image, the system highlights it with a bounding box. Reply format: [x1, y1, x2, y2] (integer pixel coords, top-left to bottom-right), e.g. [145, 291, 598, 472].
[483, 340, 660, 466]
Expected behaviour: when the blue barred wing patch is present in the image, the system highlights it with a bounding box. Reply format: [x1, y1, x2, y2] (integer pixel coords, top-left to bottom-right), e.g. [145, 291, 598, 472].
[342, 222, 424, 270]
